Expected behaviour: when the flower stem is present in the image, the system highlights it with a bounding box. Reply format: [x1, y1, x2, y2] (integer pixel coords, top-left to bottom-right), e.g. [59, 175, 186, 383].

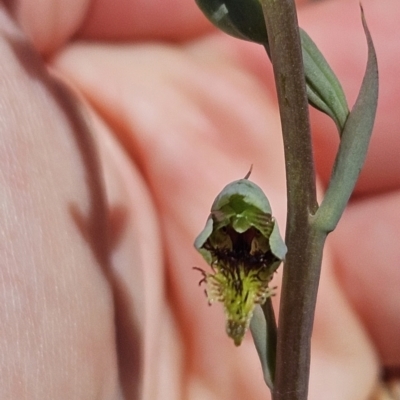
[260, 0, 323, 398]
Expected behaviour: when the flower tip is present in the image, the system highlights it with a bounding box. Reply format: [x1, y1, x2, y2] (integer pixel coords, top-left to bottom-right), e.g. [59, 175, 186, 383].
[226, 320, 246, 346]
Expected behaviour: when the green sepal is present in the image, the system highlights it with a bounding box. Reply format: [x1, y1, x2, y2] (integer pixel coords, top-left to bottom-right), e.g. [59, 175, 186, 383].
[212, 179, 272, 215]
[269, 220, 286, 263]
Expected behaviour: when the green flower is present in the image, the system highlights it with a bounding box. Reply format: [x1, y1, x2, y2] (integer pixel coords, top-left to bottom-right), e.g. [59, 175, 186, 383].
[194, 175, 286, 346]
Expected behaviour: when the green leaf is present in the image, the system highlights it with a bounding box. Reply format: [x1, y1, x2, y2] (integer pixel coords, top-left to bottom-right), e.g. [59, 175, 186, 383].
[194, 0, 350, 132]
[314, 6, 379, 232]
[300, 29, 350, 132]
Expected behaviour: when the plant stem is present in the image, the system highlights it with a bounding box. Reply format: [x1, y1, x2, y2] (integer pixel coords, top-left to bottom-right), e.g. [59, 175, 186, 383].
[260, 1, 323, 399]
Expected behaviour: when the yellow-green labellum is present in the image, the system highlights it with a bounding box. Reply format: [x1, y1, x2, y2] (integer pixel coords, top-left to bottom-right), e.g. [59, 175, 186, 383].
[194, 174, 286, 346]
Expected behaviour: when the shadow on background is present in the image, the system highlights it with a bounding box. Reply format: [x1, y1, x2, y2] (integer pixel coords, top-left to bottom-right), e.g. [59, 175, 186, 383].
[7, 34, 143, 399]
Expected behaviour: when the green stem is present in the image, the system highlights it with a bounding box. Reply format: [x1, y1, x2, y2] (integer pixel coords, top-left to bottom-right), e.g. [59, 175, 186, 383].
[274, 229, 326, 399]
[260, 0, 317, 215]
[260, 1, 322, 399]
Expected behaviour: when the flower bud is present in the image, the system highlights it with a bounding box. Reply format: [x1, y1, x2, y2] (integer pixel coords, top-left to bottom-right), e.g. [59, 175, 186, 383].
[195, 0, 268, 44]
